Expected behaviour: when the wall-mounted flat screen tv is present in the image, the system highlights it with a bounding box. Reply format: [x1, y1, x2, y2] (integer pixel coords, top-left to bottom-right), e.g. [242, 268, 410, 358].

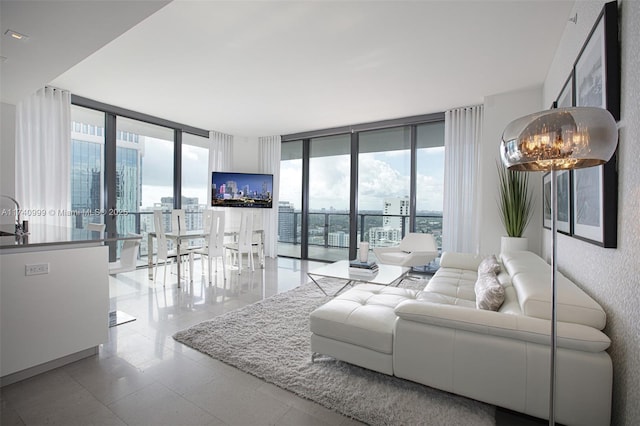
[211, 172, 273, 208]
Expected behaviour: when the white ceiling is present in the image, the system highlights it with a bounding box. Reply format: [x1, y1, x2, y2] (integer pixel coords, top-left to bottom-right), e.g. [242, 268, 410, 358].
[0, 0, 171, 105]
[2, 0, 575, 137]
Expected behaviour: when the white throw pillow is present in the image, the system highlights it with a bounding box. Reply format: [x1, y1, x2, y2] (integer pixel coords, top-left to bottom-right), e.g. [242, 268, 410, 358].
[475, 272, 505, 311]
[478, 255, 501, 275]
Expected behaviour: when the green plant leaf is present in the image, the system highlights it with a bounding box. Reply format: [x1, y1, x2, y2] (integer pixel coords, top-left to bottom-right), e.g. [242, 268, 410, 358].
[497, 162, 534, 237]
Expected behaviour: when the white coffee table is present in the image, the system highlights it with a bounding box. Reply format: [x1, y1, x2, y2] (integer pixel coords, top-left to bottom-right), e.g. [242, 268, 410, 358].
[307, 260, 410, 296]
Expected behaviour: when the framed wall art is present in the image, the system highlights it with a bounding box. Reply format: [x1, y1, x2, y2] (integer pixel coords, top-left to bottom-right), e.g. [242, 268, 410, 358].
[574, 1, 620, 119]
[543, 171, 571, 234]
[555, 73, 573, 109]
[571, 152, 618, 247]
[551, 1, 619, 248]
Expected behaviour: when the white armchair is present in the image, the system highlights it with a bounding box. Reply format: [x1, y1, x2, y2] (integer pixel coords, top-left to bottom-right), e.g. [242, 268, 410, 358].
[373, 233, 438, 267]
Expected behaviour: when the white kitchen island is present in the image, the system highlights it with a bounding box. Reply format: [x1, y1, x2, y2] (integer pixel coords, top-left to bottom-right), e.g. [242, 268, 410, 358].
[0, 225, 121, 386]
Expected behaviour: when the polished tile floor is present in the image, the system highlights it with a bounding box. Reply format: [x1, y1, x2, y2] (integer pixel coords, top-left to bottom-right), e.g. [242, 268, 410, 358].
[1, 256, 543, 425]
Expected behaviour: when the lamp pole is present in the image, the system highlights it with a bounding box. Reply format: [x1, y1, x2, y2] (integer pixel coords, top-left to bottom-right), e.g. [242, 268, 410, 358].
[549, 168, 558, 426]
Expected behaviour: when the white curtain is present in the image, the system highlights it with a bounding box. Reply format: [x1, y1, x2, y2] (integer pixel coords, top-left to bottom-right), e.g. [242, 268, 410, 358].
[258, 135, 281, 258]
[15, 87, 71, 227]
[207, 130, 233, 206]
[442, 105, 483, 253]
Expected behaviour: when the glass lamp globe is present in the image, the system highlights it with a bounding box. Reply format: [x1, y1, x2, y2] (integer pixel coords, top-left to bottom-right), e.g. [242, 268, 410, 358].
[500, 107, 618, 171]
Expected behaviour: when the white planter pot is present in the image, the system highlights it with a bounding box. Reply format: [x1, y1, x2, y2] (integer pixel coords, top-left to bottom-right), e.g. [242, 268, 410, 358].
[501, 236, 528, 253]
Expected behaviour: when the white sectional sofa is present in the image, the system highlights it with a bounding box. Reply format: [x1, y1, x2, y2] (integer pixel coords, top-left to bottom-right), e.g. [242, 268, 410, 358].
[309, 250, 613, 426]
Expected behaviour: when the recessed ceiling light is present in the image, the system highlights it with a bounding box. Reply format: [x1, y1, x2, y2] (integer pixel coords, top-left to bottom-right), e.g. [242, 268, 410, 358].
[4, 30, 29, 41]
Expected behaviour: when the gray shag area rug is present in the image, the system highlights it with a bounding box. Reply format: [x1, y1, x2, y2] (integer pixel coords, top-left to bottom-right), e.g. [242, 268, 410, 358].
[173, 277, 495, 426]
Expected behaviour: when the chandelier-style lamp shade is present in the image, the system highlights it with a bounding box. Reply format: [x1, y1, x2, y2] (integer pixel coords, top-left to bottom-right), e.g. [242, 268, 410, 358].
[500, 107, 618, 171]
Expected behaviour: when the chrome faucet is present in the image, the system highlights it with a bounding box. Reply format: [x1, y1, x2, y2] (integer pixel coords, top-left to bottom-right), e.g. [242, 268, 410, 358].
[0, 194, 24, 235]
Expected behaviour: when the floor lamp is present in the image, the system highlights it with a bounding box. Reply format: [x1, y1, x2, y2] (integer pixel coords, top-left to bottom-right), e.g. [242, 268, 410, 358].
[500, 107, 618, 425]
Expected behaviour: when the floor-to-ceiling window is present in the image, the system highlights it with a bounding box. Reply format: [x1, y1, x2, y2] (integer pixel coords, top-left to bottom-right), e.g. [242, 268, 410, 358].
[278, 140, 303, 258]
[280, 113, 444, 263]
[70, 106, 105, 232]
[181, 132, 210, 247]
[116, 117, 174, 257]
[308, 134, 351, 261]
[69, 98, 209, 263]
[415, 122, 445, 249]
[358, 126, 411, 253]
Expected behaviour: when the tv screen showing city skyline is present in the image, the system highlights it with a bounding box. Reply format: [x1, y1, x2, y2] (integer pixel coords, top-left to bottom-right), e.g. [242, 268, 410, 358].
[211, 172, 273, 208]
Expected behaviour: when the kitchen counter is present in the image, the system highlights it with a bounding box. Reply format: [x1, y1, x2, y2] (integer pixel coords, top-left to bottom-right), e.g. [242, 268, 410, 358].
[0, 224, 138, 253]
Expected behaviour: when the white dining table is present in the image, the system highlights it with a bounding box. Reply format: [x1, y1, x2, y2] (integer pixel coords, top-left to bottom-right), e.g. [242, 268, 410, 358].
[147, 228, 265, 287]
[147, 229, 207, 287]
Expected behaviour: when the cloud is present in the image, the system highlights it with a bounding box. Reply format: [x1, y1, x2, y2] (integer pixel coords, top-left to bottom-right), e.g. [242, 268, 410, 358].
[138, 139, 209, 207]
[140, 137, 174, 187]
[278, 149, 444, 212]
[416, 172, 443, 212]
[308, 155, 351, 210]
[279, 159, 303, 209]
[181, 144, 209, 199]
[358, 154, 409, 210]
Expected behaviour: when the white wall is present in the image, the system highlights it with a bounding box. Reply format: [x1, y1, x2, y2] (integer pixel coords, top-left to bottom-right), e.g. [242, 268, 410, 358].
[542, 1, 640, 424]
[232, 136, 260, 172]
[478, 86, 543, 256]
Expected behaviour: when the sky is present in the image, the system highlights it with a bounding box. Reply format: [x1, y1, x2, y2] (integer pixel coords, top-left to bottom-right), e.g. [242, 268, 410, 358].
[138, 137, 444, 212]
[140, 139, 208, 208]
[279, 146, 444, 212]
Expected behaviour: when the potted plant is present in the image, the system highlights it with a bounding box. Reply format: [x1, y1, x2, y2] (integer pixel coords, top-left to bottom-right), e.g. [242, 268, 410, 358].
[497, 162, 534, 252]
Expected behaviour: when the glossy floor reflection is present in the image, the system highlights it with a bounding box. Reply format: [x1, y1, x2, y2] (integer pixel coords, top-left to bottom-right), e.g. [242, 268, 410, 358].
[1, 256, 543, 425]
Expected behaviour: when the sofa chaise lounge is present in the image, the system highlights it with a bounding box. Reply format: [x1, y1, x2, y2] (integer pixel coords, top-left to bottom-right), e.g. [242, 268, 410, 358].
[309, 250, 612, 425]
